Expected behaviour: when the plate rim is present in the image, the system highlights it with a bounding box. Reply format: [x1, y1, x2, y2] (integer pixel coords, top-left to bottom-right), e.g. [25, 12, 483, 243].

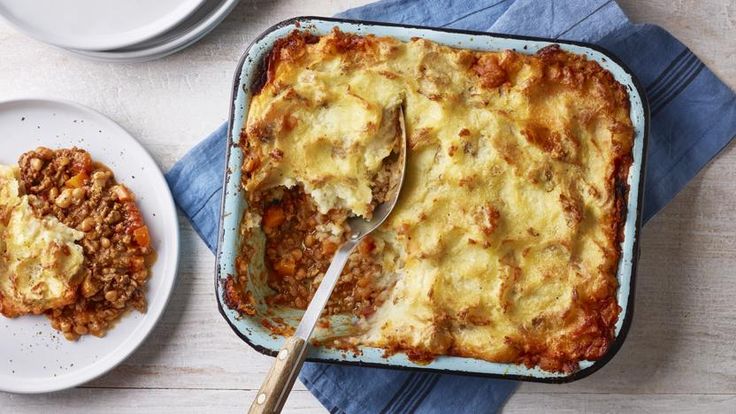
[58, 0, 241, 63]
[0, 0, 207, 51]
[0, 97, 181, 394]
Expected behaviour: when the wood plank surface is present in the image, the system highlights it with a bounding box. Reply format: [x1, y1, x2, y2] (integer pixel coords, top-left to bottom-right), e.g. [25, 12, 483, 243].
[3, 389, 735, 413]
[0, 0, 734, 412]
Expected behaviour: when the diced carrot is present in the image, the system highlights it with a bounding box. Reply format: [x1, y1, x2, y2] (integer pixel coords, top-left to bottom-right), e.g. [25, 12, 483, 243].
[133, 225, 150, 248]
[71, 151, 93, 175]
[274, 258, 296, 276]
[262, 205, 286, 229]
[65, 172, 89, 188]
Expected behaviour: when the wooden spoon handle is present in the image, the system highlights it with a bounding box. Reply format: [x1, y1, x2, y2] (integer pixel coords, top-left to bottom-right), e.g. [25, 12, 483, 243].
[248, 336, 308, 414]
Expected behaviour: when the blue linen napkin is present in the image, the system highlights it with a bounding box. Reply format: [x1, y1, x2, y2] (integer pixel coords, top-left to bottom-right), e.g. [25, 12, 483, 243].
[165, 0, 736, 412]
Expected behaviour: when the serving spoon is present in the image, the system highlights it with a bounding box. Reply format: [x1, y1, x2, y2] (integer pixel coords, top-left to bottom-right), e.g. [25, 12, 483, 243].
[249, 106, 407, 414]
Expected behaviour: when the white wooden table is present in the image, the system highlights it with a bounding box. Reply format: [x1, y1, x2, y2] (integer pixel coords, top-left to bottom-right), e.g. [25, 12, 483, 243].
[1, 1, 734, 412]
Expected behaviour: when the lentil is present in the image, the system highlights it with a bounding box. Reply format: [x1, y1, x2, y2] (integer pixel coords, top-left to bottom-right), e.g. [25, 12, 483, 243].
[256, 186, 387, 317]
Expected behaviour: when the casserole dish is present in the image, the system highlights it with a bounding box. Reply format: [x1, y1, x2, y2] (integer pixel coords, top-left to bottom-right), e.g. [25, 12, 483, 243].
[215, 16, 649, 383]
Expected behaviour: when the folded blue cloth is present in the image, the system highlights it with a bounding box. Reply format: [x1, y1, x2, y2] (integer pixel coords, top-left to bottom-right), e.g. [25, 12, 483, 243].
[166, 0, 736, 412]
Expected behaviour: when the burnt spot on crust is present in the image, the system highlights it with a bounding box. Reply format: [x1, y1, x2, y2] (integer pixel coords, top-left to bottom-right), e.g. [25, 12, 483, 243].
[223, 276, 257, 316]
[254, 30, 320, 96]
[611, 154, 632, 246]
[507, 294, 621, 374]
[536, 44, 563, 60]
[475, 204, 501, 237]
[471, 54, 508, 89]
[559, 193, 584, 229]
[457, 304, 492, 326]
[537, 44, 630, 110]
[521, 123, 579, 163]
[323, 27, 375, 54]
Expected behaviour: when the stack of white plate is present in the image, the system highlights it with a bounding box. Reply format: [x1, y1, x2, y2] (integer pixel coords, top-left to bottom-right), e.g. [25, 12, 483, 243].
[0, 0, 240, 63]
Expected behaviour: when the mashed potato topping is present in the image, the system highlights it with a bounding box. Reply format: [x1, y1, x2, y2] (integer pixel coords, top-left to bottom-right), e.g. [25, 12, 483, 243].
[0, 165, 85, 317]
[237, 29, 634, 372]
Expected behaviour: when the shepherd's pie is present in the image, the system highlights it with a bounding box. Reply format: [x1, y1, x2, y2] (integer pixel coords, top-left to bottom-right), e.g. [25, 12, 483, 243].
[228, 29, 634, 373]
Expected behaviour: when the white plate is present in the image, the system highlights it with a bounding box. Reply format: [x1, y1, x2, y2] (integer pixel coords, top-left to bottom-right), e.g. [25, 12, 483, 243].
[0, 0, 207, 51]
[0, 98, 180, 393]
[62, 0, 240, 63]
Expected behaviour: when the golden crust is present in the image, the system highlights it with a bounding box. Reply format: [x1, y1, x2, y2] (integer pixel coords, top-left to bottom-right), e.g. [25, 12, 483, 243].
[0, 166, 85, 318]
[237, 29, 634, 373]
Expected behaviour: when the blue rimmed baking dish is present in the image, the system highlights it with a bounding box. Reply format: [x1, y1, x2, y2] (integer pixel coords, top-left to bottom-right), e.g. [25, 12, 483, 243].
[215, 16, 649, 383]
